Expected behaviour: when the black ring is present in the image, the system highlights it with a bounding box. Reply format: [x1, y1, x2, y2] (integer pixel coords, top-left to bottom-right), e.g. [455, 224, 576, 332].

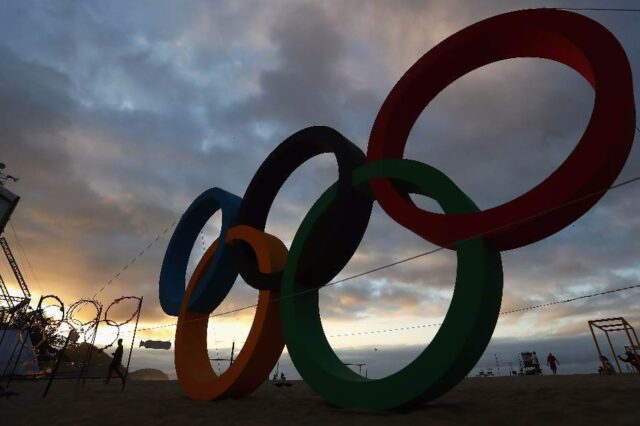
[234, 126, 373, 290]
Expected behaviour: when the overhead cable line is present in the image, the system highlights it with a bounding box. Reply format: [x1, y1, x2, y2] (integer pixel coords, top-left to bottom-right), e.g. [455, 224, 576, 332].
[132, 280, 640, 335]
[85, 218, 178, 301]
[132, 170, 640, 333]
[328, 283, 640, 338]
[558, 7, 640, 12]
[71, 217, 178, 317]
[88, 117, 640, 331]
[8, 222, 44, 293]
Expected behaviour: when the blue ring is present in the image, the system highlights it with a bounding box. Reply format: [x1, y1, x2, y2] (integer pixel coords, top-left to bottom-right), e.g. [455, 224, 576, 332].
[159, 188, 241, 316]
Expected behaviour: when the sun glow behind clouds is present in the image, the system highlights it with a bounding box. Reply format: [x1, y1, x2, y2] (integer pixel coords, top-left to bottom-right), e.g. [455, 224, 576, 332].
[0, 0, 639, 379]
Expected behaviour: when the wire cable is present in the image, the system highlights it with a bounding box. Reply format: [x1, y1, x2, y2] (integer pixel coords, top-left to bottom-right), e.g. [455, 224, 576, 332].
[71, 218, 178, 317]
[131, 169, 640, 333]
[328, 283, 640, 338]
[86, 218, 178, 301]
[83, 120, 640, 332]
[558, 7, 640, 13]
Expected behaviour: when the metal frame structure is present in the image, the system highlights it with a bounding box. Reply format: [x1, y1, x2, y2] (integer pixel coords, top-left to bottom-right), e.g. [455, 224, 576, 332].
[44, 296, 144, 396]
[518, 352, 542, 375]
[1, 294, 49, 388]
[209, 341, 236, 373]
[588, 317, 640, 374]
[0, 186, 29, 353]
[0, 235, 31, 321]
[0, 237, 31, 301]
[0, 185, 19, 235]
[120, 296, 143, 391]
[344, 363, 368, 378]
[1, 293, 143, 397]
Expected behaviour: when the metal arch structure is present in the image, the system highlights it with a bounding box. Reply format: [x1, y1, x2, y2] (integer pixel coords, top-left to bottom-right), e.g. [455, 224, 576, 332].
[589, 317, 640, 374]
[0, 236, 31, 317]
[0, 237, 30, 301]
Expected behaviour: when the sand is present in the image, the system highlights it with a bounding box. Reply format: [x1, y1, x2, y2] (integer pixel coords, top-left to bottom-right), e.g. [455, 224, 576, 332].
[1, 375, 639, 425]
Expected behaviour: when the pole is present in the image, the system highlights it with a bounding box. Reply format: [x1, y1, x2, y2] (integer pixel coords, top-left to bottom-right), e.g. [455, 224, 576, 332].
[5, 322, 34, 389]
[80, 315, 101, 386]
[622, 323, 640, 374]
[0, 323, 20, 381]
[121, 297, 143, 391]
[229, 341, 235, 366]
[0, 309, 15, 349]
[589, 322, 607, 373]
[630, 324, 640, 348]
[494, 353, 501, 376]
[604, 330, 622, 373]
[43, 332, 71, 398]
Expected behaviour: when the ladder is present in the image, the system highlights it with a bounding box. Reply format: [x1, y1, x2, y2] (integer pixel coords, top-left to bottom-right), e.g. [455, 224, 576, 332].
[0, 272, 15, 309]
[0, 237, 30, 299]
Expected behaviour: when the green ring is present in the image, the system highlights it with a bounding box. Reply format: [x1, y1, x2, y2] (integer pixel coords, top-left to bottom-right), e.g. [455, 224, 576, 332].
[280, 159, 503, 410]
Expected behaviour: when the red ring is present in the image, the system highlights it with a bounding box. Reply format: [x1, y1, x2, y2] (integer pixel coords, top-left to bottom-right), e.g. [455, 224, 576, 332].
[367, 9, 635, 250]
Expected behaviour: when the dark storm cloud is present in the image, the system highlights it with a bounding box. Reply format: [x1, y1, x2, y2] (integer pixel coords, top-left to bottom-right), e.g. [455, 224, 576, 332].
[0, 0, 638, 339]
[221, 2, 352, 129]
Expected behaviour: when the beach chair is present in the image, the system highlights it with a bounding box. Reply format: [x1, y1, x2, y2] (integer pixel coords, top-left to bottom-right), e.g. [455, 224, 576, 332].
[476, 369, 494, 377]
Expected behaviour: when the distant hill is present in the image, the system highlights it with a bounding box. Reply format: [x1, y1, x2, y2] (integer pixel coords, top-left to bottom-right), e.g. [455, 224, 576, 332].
[53, 342, 120, 377]
[128, 368, 169, 381]
[62, 342, 112, 366]
[37, 343, 168, 380]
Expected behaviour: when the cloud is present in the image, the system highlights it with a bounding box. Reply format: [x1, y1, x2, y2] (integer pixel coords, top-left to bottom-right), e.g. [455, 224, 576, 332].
[0, 0, 638, 355]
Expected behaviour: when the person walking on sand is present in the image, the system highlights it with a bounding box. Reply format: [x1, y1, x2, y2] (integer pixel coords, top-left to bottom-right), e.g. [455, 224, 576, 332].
[105, 339, 125, 385]
[547, 353, 559, 375]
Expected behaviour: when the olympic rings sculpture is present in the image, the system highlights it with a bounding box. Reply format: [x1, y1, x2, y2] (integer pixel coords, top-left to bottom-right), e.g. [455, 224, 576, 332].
[159, 9, 635, 410]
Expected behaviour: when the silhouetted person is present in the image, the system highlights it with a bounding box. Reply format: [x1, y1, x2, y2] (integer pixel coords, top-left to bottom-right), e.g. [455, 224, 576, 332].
[547, 353, 559, 375]
[280, 372, 286, 382]
[105, 339, 125, 385]
[598, 356, 616, 375]
[618, 350, 640, 372]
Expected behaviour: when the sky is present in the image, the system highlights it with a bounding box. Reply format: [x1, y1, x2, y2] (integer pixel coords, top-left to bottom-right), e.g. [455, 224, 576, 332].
[1, 0, 639, 380]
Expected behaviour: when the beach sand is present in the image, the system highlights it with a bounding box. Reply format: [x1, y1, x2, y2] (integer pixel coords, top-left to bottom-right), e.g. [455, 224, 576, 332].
[1, 375, 639, 425]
